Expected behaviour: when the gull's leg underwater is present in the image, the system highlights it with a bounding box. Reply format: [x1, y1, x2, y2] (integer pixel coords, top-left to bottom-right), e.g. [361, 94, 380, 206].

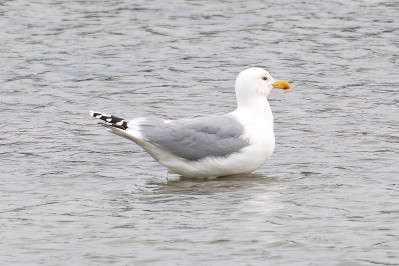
[165, 171, 169, 181]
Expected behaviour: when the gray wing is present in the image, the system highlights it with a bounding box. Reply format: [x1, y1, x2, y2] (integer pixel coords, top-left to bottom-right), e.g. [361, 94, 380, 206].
[138, 115, 249, 161]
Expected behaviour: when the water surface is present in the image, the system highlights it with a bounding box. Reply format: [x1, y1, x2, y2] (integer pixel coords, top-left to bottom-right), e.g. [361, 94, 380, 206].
[1, 0, 398, 265]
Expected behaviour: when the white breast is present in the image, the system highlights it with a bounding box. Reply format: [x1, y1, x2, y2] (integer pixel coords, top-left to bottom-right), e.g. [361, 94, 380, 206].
[230, 107, 276, 172]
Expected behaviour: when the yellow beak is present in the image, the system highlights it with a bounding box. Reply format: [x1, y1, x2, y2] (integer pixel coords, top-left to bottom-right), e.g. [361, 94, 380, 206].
[272, 80, 291, 90]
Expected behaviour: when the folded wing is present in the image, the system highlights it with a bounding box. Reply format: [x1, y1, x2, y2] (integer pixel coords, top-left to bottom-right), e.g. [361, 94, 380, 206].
[136, 115, 249, 161]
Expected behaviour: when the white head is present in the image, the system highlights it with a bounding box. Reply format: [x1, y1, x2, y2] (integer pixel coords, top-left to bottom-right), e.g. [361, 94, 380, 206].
[235, 67, 291, 109]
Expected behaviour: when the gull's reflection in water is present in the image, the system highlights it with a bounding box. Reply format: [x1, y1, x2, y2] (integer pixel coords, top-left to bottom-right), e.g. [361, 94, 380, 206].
[137, 173, 285, 219]
[112, 173, 284, 225]
[146, 173, 279, 196]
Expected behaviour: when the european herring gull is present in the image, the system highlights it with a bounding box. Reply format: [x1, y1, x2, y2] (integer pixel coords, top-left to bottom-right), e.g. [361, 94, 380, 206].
[90, 67, 291, 178]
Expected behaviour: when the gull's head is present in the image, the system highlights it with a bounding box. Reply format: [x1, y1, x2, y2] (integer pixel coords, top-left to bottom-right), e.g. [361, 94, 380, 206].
[235, 67, 291, 107]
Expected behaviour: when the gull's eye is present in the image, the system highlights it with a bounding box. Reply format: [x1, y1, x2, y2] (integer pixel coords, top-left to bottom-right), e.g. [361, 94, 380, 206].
[262, 76, 268, 81]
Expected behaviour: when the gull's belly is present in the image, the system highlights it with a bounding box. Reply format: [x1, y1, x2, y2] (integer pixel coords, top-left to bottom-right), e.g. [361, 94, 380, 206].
[236, 132, 275, 171]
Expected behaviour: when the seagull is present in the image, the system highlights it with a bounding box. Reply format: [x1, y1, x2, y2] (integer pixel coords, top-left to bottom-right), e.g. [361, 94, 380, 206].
[90, 67, 291, 178]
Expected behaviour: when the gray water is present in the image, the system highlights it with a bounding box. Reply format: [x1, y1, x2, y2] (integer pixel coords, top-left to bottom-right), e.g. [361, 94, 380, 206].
[1, 0, 398, 265]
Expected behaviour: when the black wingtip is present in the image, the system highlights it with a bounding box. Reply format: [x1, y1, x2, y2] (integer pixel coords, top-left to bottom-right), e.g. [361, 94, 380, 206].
[90, 111, 128, 130]
[98, 121, 127, 130]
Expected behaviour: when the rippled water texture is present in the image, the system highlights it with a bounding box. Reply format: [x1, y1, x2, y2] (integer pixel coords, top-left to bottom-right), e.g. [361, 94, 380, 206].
[1, 0, 398, 265]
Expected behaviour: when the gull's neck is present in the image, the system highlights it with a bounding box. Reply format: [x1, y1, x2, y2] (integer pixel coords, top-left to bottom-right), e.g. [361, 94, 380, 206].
[235, 97, 274, 120]
[237, 94, 272, 112]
